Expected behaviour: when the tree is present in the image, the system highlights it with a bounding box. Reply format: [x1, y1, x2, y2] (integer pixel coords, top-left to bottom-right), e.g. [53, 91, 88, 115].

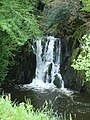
[80, 0, 90, 12]
[0, 0, 41, 81]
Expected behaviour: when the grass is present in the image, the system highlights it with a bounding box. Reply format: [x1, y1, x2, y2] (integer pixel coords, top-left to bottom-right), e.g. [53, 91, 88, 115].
[0, 95, 72, 120]
[0, 95, 58, 120]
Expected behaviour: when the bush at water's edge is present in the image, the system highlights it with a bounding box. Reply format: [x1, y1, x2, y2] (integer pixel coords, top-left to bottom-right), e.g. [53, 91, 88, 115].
[0, 95, 73, 120]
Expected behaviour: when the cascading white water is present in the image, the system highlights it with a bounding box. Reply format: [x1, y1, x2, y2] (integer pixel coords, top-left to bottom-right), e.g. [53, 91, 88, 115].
[17, 36, 73, 95]
[32, 36, 64, 88]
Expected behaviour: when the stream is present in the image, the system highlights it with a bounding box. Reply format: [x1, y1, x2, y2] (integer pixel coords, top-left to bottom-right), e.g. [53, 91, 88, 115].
[2, 36, 90, 120]
[3, 86, 90, 120]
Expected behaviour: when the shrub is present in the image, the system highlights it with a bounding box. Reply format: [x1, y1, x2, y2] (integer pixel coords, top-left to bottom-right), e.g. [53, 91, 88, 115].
[80, 0, 90, 12]
[72, 35, 90, 81]
[0, 95, 71, 120]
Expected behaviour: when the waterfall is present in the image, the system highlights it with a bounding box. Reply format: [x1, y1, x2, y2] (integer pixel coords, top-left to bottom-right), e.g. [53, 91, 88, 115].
[17, 36, 73, 95]
[32, 36, 64, 88]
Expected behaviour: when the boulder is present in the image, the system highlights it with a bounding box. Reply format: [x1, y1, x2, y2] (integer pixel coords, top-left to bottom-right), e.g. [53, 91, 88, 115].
[53, 74, 62, 88]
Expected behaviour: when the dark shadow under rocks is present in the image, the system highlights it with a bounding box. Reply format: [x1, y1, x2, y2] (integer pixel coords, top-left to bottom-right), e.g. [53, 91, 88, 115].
[3, 42, 36, 87]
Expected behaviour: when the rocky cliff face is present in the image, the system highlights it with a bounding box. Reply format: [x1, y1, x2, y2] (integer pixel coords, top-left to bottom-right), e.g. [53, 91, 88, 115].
[15, 43, 36, 84]
[60, 37, 85, 91]
[45, 0, 90, 93]
[5, 42, 36, 86]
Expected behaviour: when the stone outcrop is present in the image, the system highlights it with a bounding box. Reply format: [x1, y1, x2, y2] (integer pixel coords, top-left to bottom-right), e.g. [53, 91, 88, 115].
[60, 37, 85, 91]
[5, 42, 36, 86]
[45, 0, 90, 93]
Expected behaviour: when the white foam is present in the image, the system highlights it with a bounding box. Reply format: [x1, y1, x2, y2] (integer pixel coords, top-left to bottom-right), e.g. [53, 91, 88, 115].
[16, 36, 74, 96]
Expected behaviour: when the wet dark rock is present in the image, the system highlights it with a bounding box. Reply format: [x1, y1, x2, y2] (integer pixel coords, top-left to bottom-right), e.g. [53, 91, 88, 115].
[16, 44, 36, 84]
[53, 75, 62, 88]
[5, 42, 36, 86]
[60, 37, 85, 92]
[48, 63, 52, 76]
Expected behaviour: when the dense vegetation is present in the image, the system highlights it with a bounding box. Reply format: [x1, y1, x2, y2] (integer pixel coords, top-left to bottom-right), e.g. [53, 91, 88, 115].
[81, 0, 90, 12]
[72, 0, 90, 82]
[0, 0, 41, 81]
[45, 2, 73, 28]
[72, 35, 90, 82]
[0, 95, 56, 120]
[0, 95, 72, 120]
[44, 1, 74, 35]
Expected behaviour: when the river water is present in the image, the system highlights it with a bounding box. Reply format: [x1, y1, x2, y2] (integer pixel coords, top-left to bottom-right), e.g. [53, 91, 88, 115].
[3, 86, 90, 120]
[3, 36, 90, 120]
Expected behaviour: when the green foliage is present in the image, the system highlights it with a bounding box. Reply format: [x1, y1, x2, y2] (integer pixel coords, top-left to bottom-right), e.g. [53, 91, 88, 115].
[0, 0, 41, 81]
[0, 95, 72, 120]
[0, 95, 50, 120]
[60, 112, 72, 120]
[72, 35, 90, 81]
[80, 0, 90, 12]
[0, 0, 40, 45]
[45, 2, 73, 28]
